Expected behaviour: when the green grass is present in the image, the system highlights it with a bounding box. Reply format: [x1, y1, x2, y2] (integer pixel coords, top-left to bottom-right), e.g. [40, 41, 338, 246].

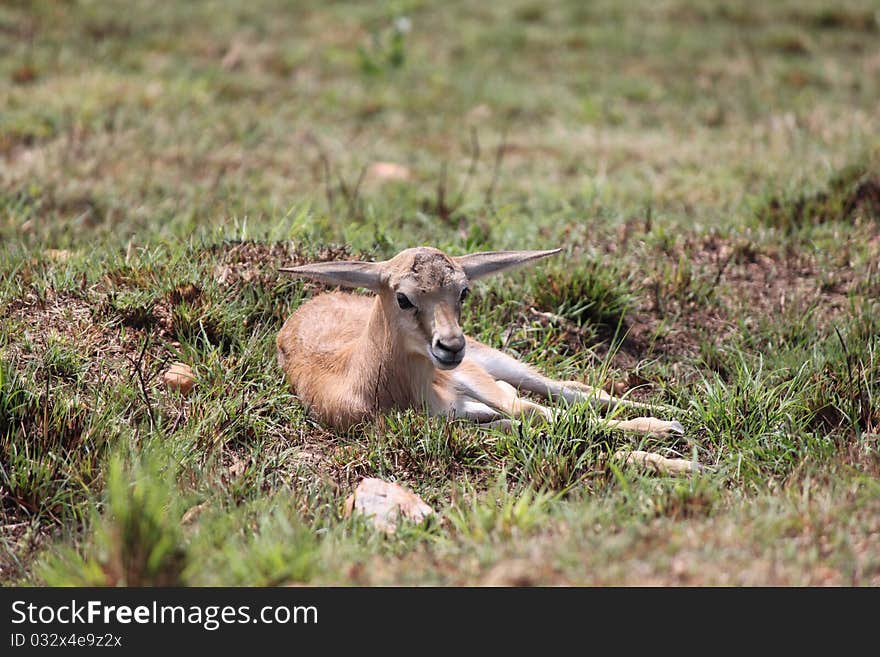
[1, 0, 879, 586]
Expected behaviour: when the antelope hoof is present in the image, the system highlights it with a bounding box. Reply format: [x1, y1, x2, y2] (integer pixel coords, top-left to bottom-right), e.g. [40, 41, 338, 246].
[484, 419, 518, 433]
[668, 420, 685, 435]
[619, 417, 685, 435]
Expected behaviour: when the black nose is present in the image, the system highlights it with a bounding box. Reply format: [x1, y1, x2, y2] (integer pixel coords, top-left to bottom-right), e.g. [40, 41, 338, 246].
[435, 335, 465, 354]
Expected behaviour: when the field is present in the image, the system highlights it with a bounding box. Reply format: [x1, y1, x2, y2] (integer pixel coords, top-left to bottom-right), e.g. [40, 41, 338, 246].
[1, 0, 879, 586]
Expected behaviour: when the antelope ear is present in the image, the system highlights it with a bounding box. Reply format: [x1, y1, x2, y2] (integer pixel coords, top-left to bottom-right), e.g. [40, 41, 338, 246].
[278, 260, 384, 290]
[454, 249, 562, 280]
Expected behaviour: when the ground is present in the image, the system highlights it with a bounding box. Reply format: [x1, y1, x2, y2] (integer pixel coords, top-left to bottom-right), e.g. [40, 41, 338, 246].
[1, 0, 879, 586]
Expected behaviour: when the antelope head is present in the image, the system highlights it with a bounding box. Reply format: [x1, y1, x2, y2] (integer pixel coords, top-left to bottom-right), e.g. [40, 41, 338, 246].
[280, 246, 561, 370]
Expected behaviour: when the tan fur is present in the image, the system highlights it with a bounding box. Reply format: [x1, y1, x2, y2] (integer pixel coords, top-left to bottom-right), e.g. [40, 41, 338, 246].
[277, 246, 684, 439]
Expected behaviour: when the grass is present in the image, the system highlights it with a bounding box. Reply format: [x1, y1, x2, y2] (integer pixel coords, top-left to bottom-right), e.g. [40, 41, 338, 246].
[1, 0, 879, 586]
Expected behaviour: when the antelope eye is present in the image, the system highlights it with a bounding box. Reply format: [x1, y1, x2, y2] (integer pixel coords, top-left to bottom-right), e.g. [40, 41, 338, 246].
[396, 293, 414, 310]
[460, 287, 469, 301]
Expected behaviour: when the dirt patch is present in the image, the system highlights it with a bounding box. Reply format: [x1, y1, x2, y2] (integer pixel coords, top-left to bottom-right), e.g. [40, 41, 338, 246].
[799, 8, 880, 32]
[625, 234, 856, 364]
[0, 521, 49, 584]
[1, 290, 169, 526]
[3, 289, 167, 386]
[1, 240, 376, 421]
[759, 169, 880, 232]
[480, 558, 564, 586]
[93, 241, 371, 347]
[521, 231, 861, 390]
[206, 240, 365, 291]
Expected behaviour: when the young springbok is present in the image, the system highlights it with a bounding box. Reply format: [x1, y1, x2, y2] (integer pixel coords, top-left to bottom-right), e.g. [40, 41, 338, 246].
[276, 246, 684, 437]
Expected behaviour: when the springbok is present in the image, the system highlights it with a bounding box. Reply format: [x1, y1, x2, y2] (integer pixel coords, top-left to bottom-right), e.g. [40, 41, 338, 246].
[276, 246, 684, 439]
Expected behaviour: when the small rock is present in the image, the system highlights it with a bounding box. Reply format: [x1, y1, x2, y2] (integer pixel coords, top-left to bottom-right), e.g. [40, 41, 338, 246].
[214, 264, 233, 285]
[366, 161, 411, 183]
[162, 362, 196, 395]
[466, 104, 492, 123]
[228, 458, 248, 478]
[344, 478, 433, 533]
[221, 40, 245, 70]
[181, 502, 208, 525]
[12, 64, 38, 85]
[481, 559, 537, 587]
[45, 249, 70, 262]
